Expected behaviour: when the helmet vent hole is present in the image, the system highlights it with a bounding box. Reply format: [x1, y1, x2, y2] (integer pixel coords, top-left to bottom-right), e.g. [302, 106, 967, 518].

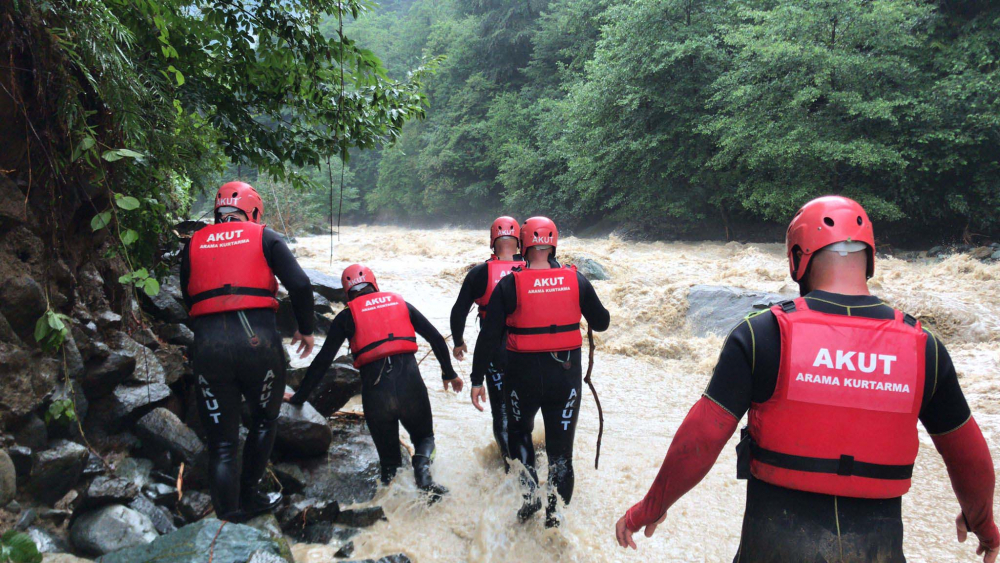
[823, 217, 835, 227]
[857, 216, 863, 225]
[231, 192, 238, 198]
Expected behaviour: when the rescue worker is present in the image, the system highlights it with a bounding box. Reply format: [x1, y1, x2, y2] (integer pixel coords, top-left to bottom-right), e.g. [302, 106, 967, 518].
[290, 264, 463, 503]
[472, 216, 610, 528]
[615, 196, 999, 563]
[181, 181, 316, 522]
[450, 216, 524, 462]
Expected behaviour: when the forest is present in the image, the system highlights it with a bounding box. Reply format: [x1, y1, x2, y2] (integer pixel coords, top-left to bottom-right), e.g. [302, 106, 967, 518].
[335, 0, 1000, 242]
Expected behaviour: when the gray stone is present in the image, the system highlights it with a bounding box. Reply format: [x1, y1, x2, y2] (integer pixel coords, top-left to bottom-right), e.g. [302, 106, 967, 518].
[62, 333, 85, 379]
[155, 345, 186, 386]
[27, 440, 88, 504]
[271, 463, 308, 495]
[0, 275, 46, 343]
[297, 362, 361, 417]
[276, 401, 333, 458]
[42, 555, 93, 563]
[129, 494, 177, 535]
[81, 452, 106, 477]
[314, 293, 335, 315]
[303, 269, 345, 303]
[686, 285, 793, 337]
[13, 415, 48, 450]
[0, 449, 15, 507]
[295, 418, 385, 505]
[970, 246, 993, 260]
[573, 256, 610, 281]
[114, 457, 154, 489]
[177, 490, 212, 522]
[85, 476, 138, 507]
[143, 482, 178, 507]
[292, 522, 359, 549]
[69, 504, 158, 556]
[98, 518, 293, 563]
[94, 310, 122, 330]
[343, 556, 412, 563]
[157, 323, 194, 347]
[335, 506, 386, 528]
[0, 348, 58, 425]
[112, 333, 166, 386]
[248, 552, 287, 563]
[103, 382, 172, 425]
[928, 245, 945, 255]
[9, 445, 32, 484]
[277, 497, 339, 532]
[16, 507, 37, 530]
[28, 526, 71, 553]
[140, 284, 188, 323]
[992, 250, 1000, 261]
[135, 408, 206, 469]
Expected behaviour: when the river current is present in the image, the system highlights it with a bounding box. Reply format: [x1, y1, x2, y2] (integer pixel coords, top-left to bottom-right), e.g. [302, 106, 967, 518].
[285, 226, 999, 563]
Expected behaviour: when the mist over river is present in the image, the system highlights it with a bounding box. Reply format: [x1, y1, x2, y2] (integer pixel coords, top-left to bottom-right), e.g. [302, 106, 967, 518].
[285, 226, 999, 563]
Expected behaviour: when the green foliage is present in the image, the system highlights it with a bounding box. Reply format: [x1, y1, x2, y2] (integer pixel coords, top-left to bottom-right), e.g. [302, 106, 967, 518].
[330, 0, 1000, 240]
[118, 268, 161, 298]
[45, 399, 78, 427]
[0, 530, 42, 563]
[34, 310, 72, 353]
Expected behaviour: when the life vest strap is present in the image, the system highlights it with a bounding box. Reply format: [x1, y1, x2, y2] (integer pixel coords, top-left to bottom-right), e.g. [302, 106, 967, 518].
[190, 284, 276, 304]
[507, 323, 580, 335]
[750, 440, 913, 480]
[354, 333, 418, 357]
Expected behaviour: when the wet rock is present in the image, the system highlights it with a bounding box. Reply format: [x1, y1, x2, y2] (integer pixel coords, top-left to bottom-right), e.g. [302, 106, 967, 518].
[81, 452, 106, 477]
[686, 285, 793, 337]
[0, 274, 46, 343]
[572, 255, 610, 281]
[0, 449, 15, 507]
[174, 220, 210, 238]
[344, 555, 411, 563]
[296, 419, 383, 505]
[970, 246, 993, 260]
[136, 408, 206, 469]
[80, 353, 135, 398]
[335, 506, 385, 528]
[275, 401, 332, 458]
[98, 518, 293, 563]
[0, 312, 23, 347]
[271, 463, 308, 495]
[85, 476, 138, 507]
[114, 333, 167, 386]
[99, 382, 172, 428]
[27, 440, 88, 504]
[143, 482, 178, 508]
[303, 268, 345, 303]
[277, 497, 339, 532]
[94, 310, 123, 330]
[132, 328, 161, 351]
[9, 445, 32, 484]
[13, 414, 48, 450]
[42, 555, 93, 563]
[140, 283, 188, 323]
[61, 333, 85, 379]
[0, 350, 58, 426]
[16, 507, 37, 530]
[300, 363, 361, 417]
[129, 494, 177, 535]
[314, 293, 335, 315]
[114, 458, 154, 489]
[54, 490, 80, 511]
[292, 522, 359, 550]
[157, 323, 194, 347]
[70, 504, 158, 556]
[177, 490, 212, 522]
[928, 245, 945, 256]
[992, 249, 1000, 261]
[28, 526, 70, 553]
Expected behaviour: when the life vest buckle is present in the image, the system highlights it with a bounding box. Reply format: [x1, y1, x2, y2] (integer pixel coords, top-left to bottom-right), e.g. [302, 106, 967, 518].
[779, 300, 797, 314]
[903, 313, 917, 327]
[837, 454, 855, 477]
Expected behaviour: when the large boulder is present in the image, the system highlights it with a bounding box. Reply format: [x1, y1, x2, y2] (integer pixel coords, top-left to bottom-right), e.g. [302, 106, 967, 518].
[140, 277, 188, 323]
[685, 285, 793, 337]
[84, 476, 139, 508]
[69, 504, 158, 556]
[80, 332, 165, 397]
[275, 401, 333, 457]
[97, 518, 294, 563]
[27, 440, 88, 505]
[0, 274, 46, 344]
[0, 346, 58, 426]
[157, 323, 194, 347]
[135, 408, 206, 469]
[293, 418, 386, 505]
[292, 362, 360, 417]
[302, 269, 345, 303]
[13, 414, 48, 450]
[0, 449, 16, 507]
[572, 255, 610, 281]
[97, 382, 172, 429]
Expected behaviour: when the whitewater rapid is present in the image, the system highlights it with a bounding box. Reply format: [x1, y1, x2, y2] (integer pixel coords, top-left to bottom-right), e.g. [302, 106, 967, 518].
[286, 226, 999, 563]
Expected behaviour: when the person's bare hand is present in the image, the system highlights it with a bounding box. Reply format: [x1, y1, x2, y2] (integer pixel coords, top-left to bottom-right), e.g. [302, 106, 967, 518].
[444, 376, 464, 393]
[471, 386, 487, 412]
[453, 344, 467, 361]
[957, 512, 999, 563]
[291, 332, 314, 359]
[615, 511, 666, 550]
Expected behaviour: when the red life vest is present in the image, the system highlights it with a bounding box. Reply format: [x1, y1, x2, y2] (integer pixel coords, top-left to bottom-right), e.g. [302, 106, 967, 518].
[187, 222, 278, 317]
[748, 297, 926, 499]
[506, 266, 582, 353]
[474, 258, 525, 319]
[347, 292, 418, 368]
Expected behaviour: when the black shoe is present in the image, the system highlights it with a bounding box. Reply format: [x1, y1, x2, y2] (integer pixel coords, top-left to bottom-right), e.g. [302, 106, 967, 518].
[413, 455, 448, 504]
[420, 482, 449, 505]
[518, 497, 542, 523]
[240, 487, 283, 519]
[545, 508, 562, 528]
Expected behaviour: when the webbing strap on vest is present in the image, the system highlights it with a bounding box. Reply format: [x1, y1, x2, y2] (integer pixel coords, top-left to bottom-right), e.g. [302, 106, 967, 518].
[507, 323, 580, 335]
[779, 300, 797, 314]
[903, 313, 918, 327]
[750, 440, 913, 480]
[354, 333, 418, 357]
[190, 285, 275, 304]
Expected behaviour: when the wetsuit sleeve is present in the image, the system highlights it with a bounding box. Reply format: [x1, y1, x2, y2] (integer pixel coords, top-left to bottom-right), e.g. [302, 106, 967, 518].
[290, 309, 351, 405]
[625, 397, 739, 531]
[918, 331, 972, 434]
[931, 417, 1000, 550]
[180, 239, 193, 309]
[450, 264, 486, 347]
[408, 303, 459, 380]
[470, 275, 514, 386]
[262, 228, 316, 336]
[577, 273, 610, 332]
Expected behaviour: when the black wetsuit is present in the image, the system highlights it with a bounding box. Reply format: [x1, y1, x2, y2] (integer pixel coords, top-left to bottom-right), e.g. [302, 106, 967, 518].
[472, 263, 610, 518]
[292, 299, 459, 484]
[705, 290, 971, 563]
[180, 227, 315, 519]
[450, 259, 519, 461]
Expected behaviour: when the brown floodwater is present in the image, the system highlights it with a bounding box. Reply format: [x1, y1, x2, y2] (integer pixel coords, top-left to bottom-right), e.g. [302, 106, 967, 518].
[285, 226, 999, 563]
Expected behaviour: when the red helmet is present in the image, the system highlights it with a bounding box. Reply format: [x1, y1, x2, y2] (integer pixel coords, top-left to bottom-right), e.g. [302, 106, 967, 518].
[215, 181, 264, 224]
[341, 264, 379, 296]
[521, 216, 558, 252]
[786, 196, 875, 282]
[490, 216, 521, 249]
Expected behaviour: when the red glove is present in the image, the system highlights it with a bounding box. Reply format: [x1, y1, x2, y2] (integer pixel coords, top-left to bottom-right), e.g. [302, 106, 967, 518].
[625, 396, 739, 531]
[932, 416, 1000, 551]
